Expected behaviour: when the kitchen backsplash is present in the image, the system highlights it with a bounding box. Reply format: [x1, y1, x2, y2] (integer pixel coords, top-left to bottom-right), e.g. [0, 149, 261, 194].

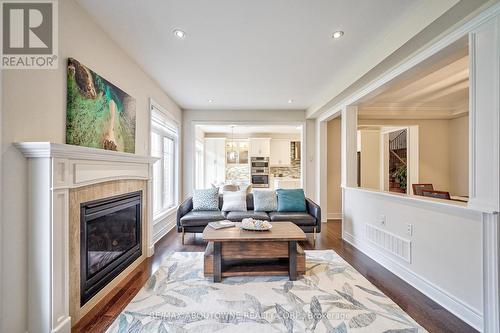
[226, 164, 250, 184]
[270, 159, 301, 179]
[270, 142, 301, 178]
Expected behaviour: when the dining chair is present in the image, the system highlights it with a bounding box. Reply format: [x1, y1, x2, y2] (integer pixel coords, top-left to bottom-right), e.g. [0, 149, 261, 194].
[412, 183, 434, 196]
[422, 190, 451, 200]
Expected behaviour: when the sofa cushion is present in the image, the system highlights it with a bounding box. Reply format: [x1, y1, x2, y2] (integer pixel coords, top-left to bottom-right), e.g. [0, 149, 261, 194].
[246, 193, 254, 210]
[180, 211, 226, 227]
[225, 211, 270, 222]
[276, 189, 306, 212]
[192, 188, 220, 211]
[222, 190, 247, 212]
[253, 190, 278, 212]
[269, 212, 316, 226]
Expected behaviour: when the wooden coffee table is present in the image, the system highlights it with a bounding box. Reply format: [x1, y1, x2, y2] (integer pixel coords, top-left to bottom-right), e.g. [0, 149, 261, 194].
[202, 222, 307, 282]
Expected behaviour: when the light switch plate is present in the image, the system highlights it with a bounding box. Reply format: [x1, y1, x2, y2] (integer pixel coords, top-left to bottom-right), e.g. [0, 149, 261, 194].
[406, 223, 413, 236]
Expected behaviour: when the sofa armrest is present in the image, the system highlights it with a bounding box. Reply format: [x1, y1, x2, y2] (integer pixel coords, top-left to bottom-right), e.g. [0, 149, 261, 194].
[176, 197, 193, 231]
[305, 197, 322, 232]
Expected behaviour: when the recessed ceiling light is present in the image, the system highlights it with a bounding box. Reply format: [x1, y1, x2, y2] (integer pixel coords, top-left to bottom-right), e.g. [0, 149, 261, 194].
[288, 99, 294, 104]
[173, 29, 186, 39]
[332, 31, 344, 39]
[207, 99, 214, 103]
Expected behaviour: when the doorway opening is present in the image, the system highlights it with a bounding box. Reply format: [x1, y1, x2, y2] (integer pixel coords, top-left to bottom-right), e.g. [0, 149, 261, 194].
[388, 129, 407, 194]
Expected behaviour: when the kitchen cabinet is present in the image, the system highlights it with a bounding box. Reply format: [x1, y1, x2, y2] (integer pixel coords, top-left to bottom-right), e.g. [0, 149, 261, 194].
[270, 139, 291, 166]
[225, 139, 249, 164]
[204, 138, 226, 187]
[249, 138, 271, 157]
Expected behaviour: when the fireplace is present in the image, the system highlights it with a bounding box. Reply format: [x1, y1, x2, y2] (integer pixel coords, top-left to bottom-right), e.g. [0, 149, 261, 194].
[80, 191, 142, 305]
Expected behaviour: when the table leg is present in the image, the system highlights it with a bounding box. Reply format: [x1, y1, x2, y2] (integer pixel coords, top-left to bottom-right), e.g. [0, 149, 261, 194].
[289, 241, 297, 281]
[213, 242, 222, 282]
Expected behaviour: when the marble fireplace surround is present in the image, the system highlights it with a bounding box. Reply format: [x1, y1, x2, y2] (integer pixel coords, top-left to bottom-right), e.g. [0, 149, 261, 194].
[15, 142, 158, 333]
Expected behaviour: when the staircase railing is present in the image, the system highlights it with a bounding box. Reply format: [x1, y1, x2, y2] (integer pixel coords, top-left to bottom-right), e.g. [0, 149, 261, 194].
[390, 149, 407, 166]
[389, 130, 407, 166]
[389, 130, 407, 151]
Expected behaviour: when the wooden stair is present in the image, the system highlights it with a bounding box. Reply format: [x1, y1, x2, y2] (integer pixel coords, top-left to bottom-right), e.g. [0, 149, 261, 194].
[389, 130, 407, 193]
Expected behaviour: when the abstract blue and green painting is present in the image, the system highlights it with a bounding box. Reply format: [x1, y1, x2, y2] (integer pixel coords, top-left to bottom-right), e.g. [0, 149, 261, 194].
[66, 58, 136, 153]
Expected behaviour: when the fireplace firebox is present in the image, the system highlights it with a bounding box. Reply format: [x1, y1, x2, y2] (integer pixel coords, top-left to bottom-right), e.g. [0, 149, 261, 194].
[80, 191, 142, 305]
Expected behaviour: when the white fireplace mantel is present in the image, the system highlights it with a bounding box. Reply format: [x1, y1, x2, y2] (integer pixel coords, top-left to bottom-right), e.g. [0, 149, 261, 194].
[15, 142, 158, 333]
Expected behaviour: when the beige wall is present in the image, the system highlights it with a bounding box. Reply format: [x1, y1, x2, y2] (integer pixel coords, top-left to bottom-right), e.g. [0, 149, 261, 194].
[358, 117, 469, 196]
[449, 115, 469, 196]
[359, 130, 381, 190]
[359, 119, 450, 192]
[1, 0, 181, 331]
[327, 118, 342, 217]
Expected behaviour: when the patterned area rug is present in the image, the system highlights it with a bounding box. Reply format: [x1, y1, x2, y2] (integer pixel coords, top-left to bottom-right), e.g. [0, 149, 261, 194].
[107, 250, 427, 333]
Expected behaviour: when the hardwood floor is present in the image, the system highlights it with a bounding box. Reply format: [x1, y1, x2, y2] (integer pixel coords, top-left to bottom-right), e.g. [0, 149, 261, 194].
[73, 220, 477, 333]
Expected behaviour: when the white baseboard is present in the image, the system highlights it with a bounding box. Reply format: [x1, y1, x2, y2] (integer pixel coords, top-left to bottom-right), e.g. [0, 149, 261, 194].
[342, 231, 483, 332]
[148, 245, 155, 257]
[51, 316, 71, 333]
[327, 212, 343, 220]
[153, 212, 176, 244]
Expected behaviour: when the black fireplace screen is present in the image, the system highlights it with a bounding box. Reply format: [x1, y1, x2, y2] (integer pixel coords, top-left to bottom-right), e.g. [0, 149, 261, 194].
[80, 191, 142, 305]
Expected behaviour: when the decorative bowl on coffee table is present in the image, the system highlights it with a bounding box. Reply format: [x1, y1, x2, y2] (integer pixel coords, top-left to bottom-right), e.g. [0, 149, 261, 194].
[241, 218, 272, 231]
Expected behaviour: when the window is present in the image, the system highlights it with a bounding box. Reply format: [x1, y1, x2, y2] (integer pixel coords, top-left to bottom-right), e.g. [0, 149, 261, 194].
[151, 103, 178, 219]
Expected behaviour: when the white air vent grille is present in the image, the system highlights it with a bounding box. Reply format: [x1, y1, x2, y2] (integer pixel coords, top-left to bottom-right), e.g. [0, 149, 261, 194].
[365, 224, 411, 263]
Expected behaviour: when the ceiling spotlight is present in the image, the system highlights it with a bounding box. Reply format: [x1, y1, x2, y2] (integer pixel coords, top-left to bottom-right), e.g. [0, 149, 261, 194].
[288, 99, 294, 104]
[207, 99, 214, 103]
[332, 31, 344, 39]
[173, 29, 186, 39]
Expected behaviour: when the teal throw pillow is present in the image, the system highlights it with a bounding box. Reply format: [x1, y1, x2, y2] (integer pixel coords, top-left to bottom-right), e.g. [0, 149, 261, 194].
[276, 189, 306, 212]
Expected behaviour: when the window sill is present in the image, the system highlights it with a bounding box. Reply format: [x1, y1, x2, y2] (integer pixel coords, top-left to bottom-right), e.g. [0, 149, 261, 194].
[343, 186, 486, 216]
[153, 206, 178, 225]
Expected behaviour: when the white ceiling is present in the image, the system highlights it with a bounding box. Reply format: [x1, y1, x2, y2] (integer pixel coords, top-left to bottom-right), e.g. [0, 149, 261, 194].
[357, 42, 469, 120]
[198, 124, 301, 135]
[362, 57, 468, 106]
[76, 0, 421, 110]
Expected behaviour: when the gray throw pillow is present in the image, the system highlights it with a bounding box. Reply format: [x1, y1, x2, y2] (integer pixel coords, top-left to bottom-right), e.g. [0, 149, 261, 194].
[253, 190, 278, 212]
[222, 184, 240, 192]
[222, 190, 247, 212]
[192, 188, 220, 211]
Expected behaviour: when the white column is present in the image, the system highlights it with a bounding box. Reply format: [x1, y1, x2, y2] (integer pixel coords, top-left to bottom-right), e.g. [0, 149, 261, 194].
[483, 213, 500, 333]
[469, 14, 500, 333]
[468, 16, 499, 213]
[316, 120, 327, 222]
[28, 157, 72, 333]
[341, 105, 358, 188]
[147, 163, 155, 256]
[305, 119, 316, 200]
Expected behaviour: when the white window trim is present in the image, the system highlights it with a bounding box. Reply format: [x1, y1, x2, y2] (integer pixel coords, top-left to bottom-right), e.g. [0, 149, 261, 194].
[195, 139, 205, 189]
[149, 98, 180, 224]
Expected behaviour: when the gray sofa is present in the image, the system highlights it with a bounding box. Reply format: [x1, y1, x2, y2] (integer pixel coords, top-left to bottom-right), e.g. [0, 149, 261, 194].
[176, 193, 321, 244]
